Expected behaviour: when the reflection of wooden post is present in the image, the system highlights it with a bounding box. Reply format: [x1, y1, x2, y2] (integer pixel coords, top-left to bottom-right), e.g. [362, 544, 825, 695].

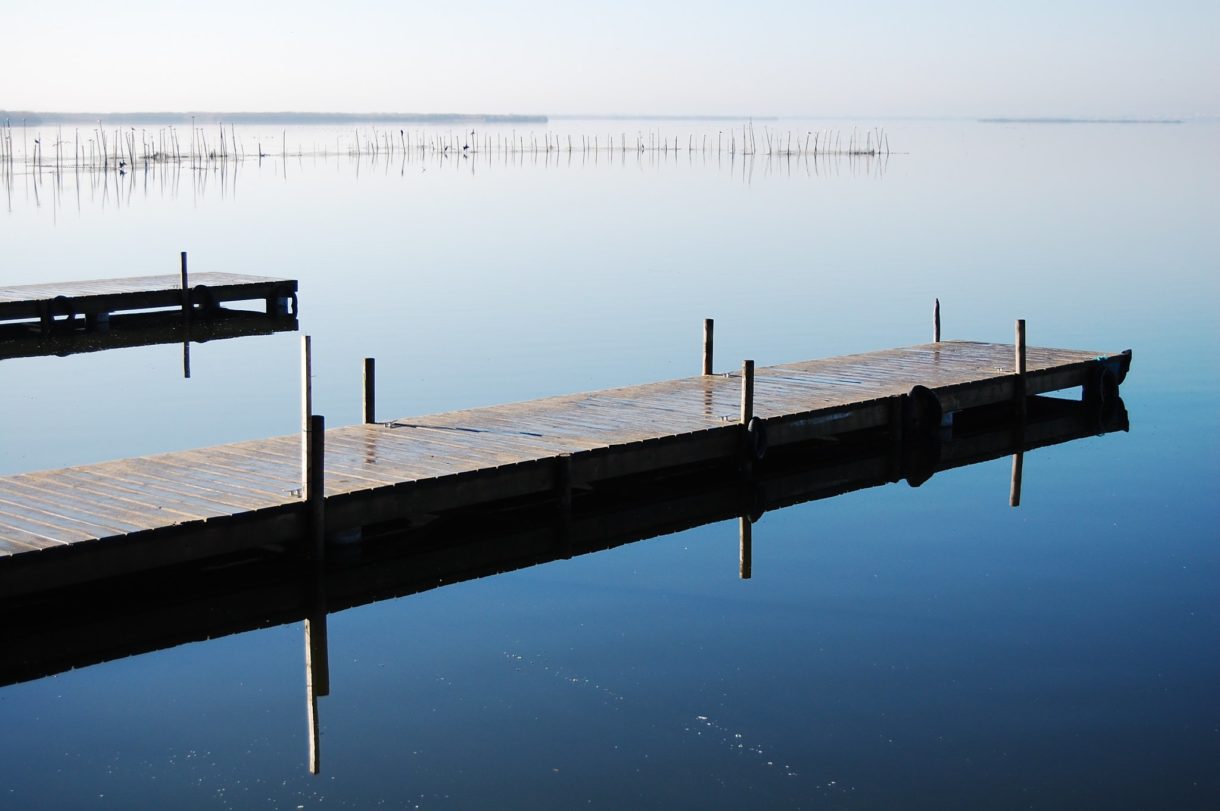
[305, 611, 329, 775]
[702, 318, 714, 375]
[933, 298, 941, 343]
[1009, 451, 1024, 507]
[180, 251, 191, 379]
[739, 516, 752, 579]
[362, 357, 376, 424]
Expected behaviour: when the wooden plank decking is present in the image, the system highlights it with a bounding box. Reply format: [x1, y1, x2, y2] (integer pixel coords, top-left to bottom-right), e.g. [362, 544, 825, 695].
[0, 339, 1131, 594]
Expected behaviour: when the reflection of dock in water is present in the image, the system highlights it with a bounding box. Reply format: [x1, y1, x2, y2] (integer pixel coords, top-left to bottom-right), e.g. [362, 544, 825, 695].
[0, 307, 298, 360]
[0, 334, 1131, 597]
[0, 393, 1129, 772]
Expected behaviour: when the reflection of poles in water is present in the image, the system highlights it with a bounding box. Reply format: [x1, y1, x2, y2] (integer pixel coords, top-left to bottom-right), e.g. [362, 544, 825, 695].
[305, 606, 330, 774]
[180, 251, 191, 379]
[739, 515, 752, 580]
[1010, 319, 1026, 506]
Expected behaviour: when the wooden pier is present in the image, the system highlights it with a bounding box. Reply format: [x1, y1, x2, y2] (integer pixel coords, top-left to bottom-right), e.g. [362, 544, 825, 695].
[0, 393, 1129, 690]
[0, 271, 298, 333]
[0, 338, 1131, 596]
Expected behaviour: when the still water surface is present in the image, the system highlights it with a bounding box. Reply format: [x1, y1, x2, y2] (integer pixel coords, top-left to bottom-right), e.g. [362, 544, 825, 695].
[0, 119, 1217, 809]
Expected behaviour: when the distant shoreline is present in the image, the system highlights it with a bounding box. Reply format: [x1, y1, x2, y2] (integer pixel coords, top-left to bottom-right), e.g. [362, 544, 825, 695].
[979, 117, 1183, 125]
[0, 111, 548, 126]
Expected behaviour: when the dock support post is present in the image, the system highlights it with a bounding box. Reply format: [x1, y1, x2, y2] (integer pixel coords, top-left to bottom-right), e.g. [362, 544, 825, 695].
[933, 298, 941, 343]
[363, 357, 376, 424]
[556, 453, 573, 558]
[702, 318, 714, 375]
[739, 516, 752, 580]
[740, 360, 754, 425]
[180, 251, 191, 379]
[304, 410, 329, 774]
[301, 335, 313, 490]
[307, 414, 326, 560]
[1011, 319, 1026, 507]
[1014, 319, 1026, 419]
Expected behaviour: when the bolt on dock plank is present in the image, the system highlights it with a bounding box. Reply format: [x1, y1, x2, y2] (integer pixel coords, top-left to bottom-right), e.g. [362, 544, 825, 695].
[0, 340, 1131, 595]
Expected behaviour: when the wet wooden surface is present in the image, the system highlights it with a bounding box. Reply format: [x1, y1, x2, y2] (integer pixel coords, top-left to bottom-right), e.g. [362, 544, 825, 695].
[0, 340, 1117, 557]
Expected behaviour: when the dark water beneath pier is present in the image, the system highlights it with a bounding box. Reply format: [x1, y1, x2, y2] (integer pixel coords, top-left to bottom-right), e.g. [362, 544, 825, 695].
[1, 119, 1217, 809]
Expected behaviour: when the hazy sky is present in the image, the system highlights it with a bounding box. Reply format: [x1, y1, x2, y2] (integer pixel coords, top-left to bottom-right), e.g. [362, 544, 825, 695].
[3, 0, 1216, 117]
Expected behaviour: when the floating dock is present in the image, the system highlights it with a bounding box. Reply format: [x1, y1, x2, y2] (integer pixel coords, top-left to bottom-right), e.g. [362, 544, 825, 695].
[0, 338, 1131, 596]
[0, 271, 298, 333]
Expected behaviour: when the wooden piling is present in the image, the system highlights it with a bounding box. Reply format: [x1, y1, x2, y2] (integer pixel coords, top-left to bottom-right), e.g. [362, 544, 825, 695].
[702, 318, 714, 375]
[1011, 318, 1027, 503]
[740, 360, 754, 425]
[362, 357, 376, 424]
[307, 414, 325, 561]
[301, 336, 313, 494]
[933, 298, 941, 343]
[1015, 319, 1027, 418]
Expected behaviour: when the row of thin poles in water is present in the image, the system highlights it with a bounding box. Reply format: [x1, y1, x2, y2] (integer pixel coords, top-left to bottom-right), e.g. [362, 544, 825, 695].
[1, 119, 892, 175]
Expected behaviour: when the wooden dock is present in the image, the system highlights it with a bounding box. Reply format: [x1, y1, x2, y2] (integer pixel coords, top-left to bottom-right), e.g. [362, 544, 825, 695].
[0, 339, 1131, 596]
[0, 393, 1129, 689]
[0, 271, 298, 333]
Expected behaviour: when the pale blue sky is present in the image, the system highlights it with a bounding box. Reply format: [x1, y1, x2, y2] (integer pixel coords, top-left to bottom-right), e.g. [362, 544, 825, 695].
[3, 0, 1216, 117]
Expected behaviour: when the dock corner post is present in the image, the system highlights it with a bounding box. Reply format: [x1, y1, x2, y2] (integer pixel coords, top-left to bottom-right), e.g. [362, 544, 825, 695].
[702, 318, 714, 375]
[362, 357, 376, 424]
[739, 359, 754, 425]
[933, 298, 941, 343]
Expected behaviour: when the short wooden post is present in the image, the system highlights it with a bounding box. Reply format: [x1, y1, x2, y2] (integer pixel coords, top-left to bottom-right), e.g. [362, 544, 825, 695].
[702, 318, 714, 375]
[301, 335, 312, 487]
[739, 360, 754, 425]
[1014, 319, 1027, 419]
[180, 251, 191, 379]
[739, 515, 752, 580]
[362, 357, 376, 424]
[933, 298, 941, 343]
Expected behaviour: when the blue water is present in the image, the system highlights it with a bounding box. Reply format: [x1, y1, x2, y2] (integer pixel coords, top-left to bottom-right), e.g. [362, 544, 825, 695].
[1, 119, 1217, 809]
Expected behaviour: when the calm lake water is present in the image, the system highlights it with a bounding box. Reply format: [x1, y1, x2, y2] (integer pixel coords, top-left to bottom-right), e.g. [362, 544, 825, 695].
[1, 118, 1217, 809]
